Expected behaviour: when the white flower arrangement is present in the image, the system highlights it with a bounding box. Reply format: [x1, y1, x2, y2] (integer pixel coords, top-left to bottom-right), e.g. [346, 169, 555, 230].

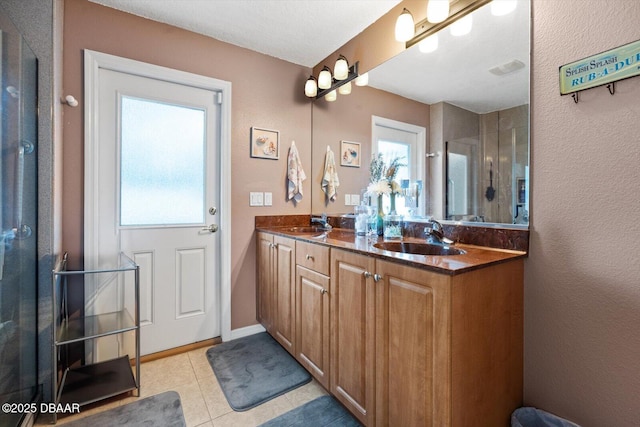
[368, 153, 406, 195]
[367, 179, 391, 196]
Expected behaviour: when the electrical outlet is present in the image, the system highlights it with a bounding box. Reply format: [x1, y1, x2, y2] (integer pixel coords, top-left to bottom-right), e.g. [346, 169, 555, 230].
[264, 192, 272, 206]
[250, 192, 264, 206]
[351, 194, 360, 205]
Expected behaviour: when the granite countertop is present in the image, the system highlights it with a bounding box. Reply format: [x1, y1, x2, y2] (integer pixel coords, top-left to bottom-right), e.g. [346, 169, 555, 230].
[257, 226, 526, 275]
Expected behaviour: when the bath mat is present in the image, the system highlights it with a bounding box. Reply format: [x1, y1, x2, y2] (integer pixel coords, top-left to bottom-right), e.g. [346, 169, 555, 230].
[259, 395, 362, 427]
[206, 332, 311, 411]
[63, 391, 185, 427]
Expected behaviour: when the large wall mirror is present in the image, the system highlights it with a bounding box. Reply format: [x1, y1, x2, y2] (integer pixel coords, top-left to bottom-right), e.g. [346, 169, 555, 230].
[311, 0, 530, 227]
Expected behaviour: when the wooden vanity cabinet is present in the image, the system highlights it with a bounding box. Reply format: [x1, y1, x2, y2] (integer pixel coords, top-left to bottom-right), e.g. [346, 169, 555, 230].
[295, 241, 331, 389]
[259, 234, 523, 426]
[256, 232, 296, 355]
[331, 248, 523, 427]
[330, 249, 376, 426]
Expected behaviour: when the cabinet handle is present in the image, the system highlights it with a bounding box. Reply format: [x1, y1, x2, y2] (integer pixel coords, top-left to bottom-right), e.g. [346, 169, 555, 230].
[320, 288, 328, 295]
[305, 254, 314, 261]
[373, 274, 383, 282]
[363, 271, 372, 279]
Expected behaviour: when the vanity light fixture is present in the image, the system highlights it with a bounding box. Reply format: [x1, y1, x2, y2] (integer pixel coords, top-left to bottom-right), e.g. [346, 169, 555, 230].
[338, 81, 352, 95]
[304, 76, 318, 97]
[318, 66, 333, 89]
[355, 72, 369, 86]
[395, 8, 415, 42]
[491, 0, 517, 16]
[450, 14, 472, 36]
[334, 55, 349, 80]
[427, 0, 450, 23]
[325, 89, 337, 102]
[404, 0, 491, 49]
[305, 59, 360, 100]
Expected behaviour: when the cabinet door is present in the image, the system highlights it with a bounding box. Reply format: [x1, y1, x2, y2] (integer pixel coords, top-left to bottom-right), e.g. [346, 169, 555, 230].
[295, 265, 330, 389]
[330, 249, 376, 426]
[374, 260, 451, 427]
[256, 232, 274, 333]
[273, 236, 296, 355]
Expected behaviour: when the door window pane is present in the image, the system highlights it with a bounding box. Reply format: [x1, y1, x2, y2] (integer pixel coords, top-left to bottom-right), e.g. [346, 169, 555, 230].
[378, 140, 411, 215]
[120, 96, 205, 226]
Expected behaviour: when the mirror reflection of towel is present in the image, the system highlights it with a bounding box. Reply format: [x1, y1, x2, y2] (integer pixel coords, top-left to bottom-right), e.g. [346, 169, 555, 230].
[321, 148, 339, 201]
[287, 141, 306, 201]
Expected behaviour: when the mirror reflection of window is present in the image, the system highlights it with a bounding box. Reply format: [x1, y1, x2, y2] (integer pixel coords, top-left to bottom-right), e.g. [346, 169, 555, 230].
[372, 116, 426, 217]
[377, 139, 410, 216]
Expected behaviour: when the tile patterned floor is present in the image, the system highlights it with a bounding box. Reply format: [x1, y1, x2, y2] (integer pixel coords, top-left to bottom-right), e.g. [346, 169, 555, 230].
[39, 346, 328, 426]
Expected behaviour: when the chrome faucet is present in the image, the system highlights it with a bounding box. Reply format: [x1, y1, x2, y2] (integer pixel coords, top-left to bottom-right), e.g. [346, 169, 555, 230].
[311, 213, 332, 231]
[424, 219, 453, 245]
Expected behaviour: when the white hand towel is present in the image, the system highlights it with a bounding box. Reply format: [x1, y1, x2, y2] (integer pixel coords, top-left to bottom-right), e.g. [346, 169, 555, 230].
[287, 141, 306, 201]
[321, 148, 340, 201]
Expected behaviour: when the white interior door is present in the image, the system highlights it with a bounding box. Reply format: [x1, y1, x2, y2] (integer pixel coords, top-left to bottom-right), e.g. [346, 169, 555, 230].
[89, 63, 222, 356]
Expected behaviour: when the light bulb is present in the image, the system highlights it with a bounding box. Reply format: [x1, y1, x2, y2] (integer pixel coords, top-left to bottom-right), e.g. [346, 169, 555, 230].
[418, 34, 438, 53]
[427, 0, 450, 24]
[334, 55, 349, 80]
[325, 90, 337, 102]
[355, 72, 369, 86]
[304, 76, 317, 98]
[450, 14, 472, 36]
[395, 8, 415, 42]
[338, 81, 352, 95]
[491, 0, 517, 16]
[318, 66, 332, 89]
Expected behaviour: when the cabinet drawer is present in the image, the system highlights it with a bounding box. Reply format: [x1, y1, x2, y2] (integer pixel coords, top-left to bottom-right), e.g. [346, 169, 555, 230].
[296, 241, 330, 275]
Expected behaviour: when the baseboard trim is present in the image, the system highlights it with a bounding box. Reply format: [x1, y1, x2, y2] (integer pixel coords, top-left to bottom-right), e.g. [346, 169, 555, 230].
[228, 324, 265, 341]
[139, 338, 221, 363]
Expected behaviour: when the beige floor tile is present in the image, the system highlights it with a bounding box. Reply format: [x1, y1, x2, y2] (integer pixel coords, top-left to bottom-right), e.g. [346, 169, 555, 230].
[173, 382, 211, 427]
[284, 379, 329, 407]
[140, 353, 197, 397]
[197, 371, 233, 420]
[194, 422, 214, 427]
[188, 346, 217, 381]
[210, 395, 294, 427]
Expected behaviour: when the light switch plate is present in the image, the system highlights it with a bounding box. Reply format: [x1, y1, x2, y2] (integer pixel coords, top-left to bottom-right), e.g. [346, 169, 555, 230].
[264, 192, 272, 206]
[345, 194, 351, 205]
[351, 194, 360, 205]
[250, 192, 264, 206]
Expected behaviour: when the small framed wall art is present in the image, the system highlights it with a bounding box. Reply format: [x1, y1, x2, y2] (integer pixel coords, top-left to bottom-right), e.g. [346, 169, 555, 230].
[250, 127, 279, 160]
[340, 140, 361, 167]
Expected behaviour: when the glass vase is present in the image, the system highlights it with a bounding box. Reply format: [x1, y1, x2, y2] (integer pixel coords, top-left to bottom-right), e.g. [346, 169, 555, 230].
[389, 192, 397, 215]
[376, 194, 385, 236]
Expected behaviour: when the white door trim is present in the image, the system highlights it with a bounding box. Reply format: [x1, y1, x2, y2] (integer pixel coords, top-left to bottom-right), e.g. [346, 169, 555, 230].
[84, 49, 233, 342]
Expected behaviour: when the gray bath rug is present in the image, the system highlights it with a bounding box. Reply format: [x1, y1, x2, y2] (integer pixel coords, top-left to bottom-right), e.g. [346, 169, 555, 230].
[63, 391, 185, 427]
[259, 395, 362, 427]
[206, 332, 311, 411]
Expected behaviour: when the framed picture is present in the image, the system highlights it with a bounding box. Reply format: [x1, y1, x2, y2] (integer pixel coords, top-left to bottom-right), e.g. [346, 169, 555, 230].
[340, 140, 361, 167]
[250, 127, 279, 159]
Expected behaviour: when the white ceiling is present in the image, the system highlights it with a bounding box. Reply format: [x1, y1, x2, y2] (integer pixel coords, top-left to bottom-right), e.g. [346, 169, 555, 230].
[88, 0, 401, 67]
[89, 0, 529, 112]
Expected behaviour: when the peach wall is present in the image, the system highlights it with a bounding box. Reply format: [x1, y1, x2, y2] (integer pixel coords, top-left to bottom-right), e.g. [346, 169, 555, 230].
[62, 0, 311, 329]
[526, 0, 640, 425]
[311, 85, 429, 214]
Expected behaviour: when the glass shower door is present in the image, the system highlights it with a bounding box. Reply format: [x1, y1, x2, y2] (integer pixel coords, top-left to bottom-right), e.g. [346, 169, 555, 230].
[0, 11, 39, 427]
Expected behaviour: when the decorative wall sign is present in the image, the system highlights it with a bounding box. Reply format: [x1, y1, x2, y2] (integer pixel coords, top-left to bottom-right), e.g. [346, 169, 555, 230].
[559, 39, 640, 95]
[340, 140, 361, 167]
[250, 127, 279, 159]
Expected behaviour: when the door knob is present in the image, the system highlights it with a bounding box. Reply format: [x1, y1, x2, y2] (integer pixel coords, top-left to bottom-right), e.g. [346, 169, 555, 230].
[201, 224, 219, 233]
